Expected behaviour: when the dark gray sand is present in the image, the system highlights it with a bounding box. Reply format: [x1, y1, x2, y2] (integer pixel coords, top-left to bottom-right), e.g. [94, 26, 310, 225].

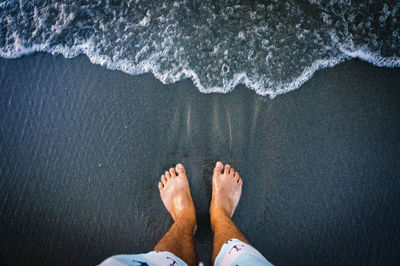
[0, 53, 399, 265]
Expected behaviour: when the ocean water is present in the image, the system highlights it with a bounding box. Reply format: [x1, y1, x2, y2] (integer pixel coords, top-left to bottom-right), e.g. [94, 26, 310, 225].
[0, 0, 399, 98]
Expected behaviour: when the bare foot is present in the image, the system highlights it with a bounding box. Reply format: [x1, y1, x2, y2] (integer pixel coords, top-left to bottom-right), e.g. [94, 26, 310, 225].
[158, 163, 196, 226]
[210, 161, 243, 221]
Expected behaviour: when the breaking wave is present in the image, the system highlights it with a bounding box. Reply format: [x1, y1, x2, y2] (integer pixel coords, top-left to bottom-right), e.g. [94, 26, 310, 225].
[0, 0, 399, 98]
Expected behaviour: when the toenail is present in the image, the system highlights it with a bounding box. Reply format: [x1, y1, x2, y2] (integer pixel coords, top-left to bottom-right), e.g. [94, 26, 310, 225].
[176, 163, 184, 169]
[216, 161, 223, 168]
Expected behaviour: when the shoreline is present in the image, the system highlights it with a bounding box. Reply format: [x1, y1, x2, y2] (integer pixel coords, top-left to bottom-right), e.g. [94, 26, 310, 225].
[2, 47, 400, 98]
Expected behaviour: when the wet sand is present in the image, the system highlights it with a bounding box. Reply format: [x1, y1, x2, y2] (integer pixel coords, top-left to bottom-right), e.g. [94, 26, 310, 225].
[0, 53, 399, 265]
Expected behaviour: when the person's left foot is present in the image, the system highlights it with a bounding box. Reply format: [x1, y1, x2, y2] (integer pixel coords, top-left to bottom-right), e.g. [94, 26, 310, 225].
[159, 164, 196, 227]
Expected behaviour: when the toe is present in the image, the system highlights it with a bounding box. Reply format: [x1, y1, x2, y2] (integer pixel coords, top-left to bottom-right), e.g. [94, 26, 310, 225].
[224, 164, 231, 174]
[165, 171, 171, 179]
[234, 172, 240, 182]
[161, 175, 167, 184]
[229, 168, 235, 175]
[158, 182, 164, 190]
[175, 163, 186, 175]
[169, 168, 177, 177]
[214, 161, 224, 174]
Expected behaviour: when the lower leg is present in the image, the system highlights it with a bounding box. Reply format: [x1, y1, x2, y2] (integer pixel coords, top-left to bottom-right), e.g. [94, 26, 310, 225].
[154, 215, 196, 266]
[211, 209, 250, 262]
[153, 164, 197, 266]
[210, 162, 250, 263]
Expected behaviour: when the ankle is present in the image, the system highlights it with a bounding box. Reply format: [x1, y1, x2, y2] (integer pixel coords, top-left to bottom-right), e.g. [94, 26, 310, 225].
[210, 208, 231, 227]
[174, 213, 197, 233]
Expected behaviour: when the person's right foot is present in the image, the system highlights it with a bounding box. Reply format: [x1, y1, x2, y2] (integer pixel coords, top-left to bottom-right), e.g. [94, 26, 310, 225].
[158, 163, 196, 227]
[210, 161, 243, 221]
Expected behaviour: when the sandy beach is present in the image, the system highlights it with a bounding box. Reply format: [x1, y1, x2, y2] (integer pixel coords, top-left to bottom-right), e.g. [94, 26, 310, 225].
[0, 53, 399, 265]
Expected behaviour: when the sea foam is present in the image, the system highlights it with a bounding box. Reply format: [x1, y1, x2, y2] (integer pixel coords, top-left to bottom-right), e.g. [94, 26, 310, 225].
[0, 0, 399, 98]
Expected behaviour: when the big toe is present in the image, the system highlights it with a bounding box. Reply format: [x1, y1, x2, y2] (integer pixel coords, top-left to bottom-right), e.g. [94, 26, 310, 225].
[214, 161, 224, 175]
[175, 163, 186, 175]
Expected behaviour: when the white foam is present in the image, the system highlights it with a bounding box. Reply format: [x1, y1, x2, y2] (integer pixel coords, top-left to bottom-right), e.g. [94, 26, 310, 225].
[1, 1, 400, 99]
[1, 39, 398, 99]
[340, 46, 400, 68]
[138, 10, 151, 26]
